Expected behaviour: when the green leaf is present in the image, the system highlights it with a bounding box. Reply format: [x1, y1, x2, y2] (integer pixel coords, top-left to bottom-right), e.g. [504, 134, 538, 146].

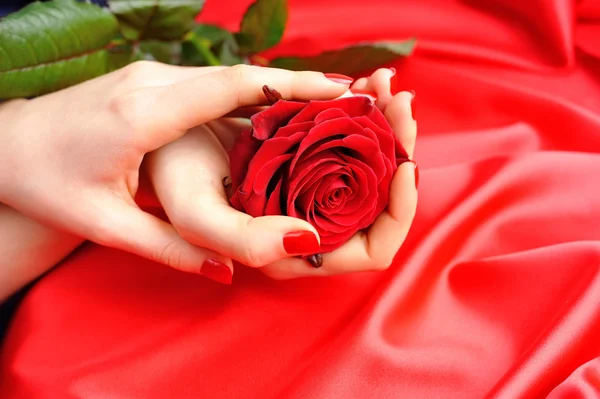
[192, 23, 232, 46]
[181, 23, 243, 67]
[219, 36, 244, 66]
[109, 0, 206, 41]
[237, 0, 287, 54]
[0, 0, 122, 99]
[181, 23, 231, 66]
[184, 31, 221, 66]
[137, 41, 182, 64]
[181, 41, 209, 66]
[270, 39, 417, 75]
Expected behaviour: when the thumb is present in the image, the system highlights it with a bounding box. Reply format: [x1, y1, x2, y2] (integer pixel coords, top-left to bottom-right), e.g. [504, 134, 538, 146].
[94, 199, 233, 285]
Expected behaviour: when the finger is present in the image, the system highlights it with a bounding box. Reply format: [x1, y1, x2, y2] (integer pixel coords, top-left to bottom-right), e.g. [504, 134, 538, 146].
[111, 61, 226, 88]
[224, 106, 268, 119]
[351, 77, 369, 91]
[323, 161, 418, 273]
[93, 196, 234, 284]
[384, 91, 417, 158]
[130, 65, 351, 149]
[260, 161, 418, 279]
[367, 68, 396, 110]
[146, 126, 322, 268]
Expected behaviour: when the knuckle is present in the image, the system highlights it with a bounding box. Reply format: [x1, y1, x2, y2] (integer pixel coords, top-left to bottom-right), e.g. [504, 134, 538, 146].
[221, 65, 256, 90]
[219, 64, 262, 107]
[118, 60, 155, 84]
[369, 251, 396, 271]
[109, 91, 147, 133]
[240, 245, 266, 268]
[369, 249, 395, 271]
[154, 239, 184, 270]
[226, 64, 251, 81]
[364, 234, 394, 271]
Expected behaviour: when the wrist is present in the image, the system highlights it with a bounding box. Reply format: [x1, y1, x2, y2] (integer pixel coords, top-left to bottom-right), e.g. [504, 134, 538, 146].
[0, 99, 28, 204]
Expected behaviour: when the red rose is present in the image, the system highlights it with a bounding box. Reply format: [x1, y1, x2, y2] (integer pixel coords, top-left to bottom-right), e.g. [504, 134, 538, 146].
[229, 95, 409, 253]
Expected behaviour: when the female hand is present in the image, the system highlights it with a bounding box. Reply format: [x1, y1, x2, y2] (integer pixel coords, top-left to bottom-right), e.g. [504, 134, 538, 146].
[0, 62, 351, 280]
[145, 68, 418, 281]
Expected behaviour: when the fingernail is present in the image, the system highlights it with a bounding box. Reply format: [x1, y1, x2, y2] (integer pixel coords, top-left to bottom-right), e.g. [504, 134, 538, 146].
[302, 254, 323, 268]
[409, 160, 419, 189]
[262, 85, 283, 104]
[409, 90, 416, 120]
[324, 73, 354, 85]
[283, 231, 321, 254]
[200, 258, 233, 285]
[350, 89, 378, 102]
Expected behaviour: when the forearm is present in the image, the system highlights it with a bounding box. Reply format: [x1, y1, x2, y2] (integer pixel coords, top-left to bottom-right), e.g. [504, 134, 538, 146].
[0, 203, 84, 302]
[0, 100, 83, 301]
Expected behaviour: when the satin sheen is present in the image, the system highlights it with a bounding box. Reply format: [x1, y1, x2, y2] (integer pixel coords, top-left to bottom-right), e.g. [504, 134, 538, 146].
[2, 0, 600, 397]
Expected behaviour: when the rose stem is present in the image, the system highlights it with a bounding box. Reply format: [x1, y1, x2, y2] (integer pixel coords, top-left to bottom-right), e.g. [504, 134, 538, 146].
[262, 85, 283, 105]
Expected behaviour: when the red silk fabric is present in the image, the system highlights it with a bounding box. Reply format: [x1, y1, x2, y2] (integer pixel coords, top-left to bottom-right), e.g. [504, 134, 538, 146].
[2, 0, 600, 397]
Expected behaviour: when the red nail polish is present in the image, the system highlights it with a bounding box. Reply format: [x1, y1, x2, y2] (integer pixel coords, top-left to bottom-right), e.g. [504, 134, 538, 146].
[324, 73, 354, 85]
[200, 259, 232, 285]
[350, 89, 378, 101]
[409, 161, 419, 189]
[283, 231, 320, 254]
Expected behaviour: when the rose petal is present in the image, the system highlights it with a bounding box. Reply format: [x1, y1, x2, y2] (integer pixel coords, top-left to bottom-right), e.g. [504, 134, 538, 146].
[296, 132, 385, 179]
[240, 153, 293, 216]
[320, 227, 357, 252]
[289, 117, 380, 172]
[334, 155, 377, 214]
[352, 116, 396, 163]
[296, 179, 321, 214]
[289, 97, 371, 124]
[291, 148, 377, 218]
[293, 133, 386, 183]
[315, 176, 346, 208]
[273, 121, 315, 139]
[265, 179, 284, 215]
[229, 191, 245, 212]
[312, 210, 351, 234]
[240, 132, 307, 195]
[314, 108, 348, 124]
[228, 129, 262, 192]
[251, 101, 306, 140]
[288, 160, 345, 215]
[287, 151, 346, 203]
[253, 154, 294, 194]
[395, 138, 410, 163]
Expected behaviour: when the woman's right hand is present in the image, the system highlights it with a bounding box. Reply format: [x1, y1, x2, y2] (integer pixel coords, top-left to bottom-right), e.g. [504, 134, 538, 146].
[144, 68, 418, 282]
[0, 62, 351, 281]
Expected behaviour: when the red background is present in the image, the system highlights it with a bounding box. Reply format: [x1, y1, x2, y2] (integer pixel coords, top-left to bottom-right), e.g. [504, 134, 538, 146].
[1, 0, 600, 397]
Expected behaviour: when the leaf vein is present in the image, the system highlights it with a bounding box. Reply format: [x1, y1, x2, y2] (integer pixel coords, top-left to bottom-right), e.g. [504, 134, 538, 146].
[1, 45, 112, 74]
